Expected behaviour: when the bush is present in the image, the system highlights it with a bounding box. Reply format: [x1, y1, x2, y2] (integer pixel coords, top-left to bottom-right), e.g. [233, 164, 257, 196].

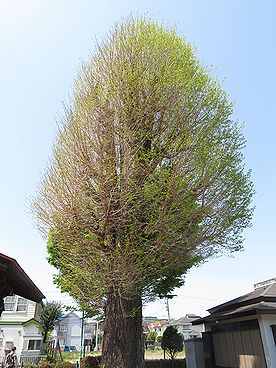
[147, 331, 157, 342]
[55, 362, 76, 368]
[156, 335, 163, 343]
[38, 358, 54, 368]
[161, 326, 184, 360]
[80, 356, 101, 368]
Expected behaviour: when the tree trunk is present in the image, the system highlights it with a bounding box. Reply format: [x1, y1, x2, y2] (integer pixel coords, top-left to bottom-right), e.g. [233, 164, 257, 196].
[101, 290, 145, 368]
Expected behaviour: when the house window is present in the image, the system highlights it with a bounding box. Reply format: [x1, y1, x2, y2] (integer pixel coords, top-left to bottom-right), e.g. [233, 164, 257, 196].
[4, 296, 16, 311]
[16, 298, 27, 312]
[84, 325, 91, 334]
[5, 341, 14, 350]
[28, 340, 41, 351]
[59, 325, 67, 332]
[183, 324, 190, 331]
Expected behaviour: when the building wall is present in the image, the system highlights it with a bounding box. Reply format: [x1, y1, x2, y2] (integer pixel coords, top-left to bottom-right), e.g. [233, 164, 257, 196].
[204, 318, 267, 368]
[0, 322, 43, 359]
[56, 313, 82, 349]
[0, 296, 43, 360]
[173, 322, 204, 340]
[0, 298, 37, 323]
[258, 314, 276, 368]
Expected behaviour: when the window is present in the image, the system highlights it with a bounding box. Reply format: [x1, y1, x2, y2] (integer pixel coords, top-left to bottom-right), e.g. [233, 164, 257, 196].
[5, 342, 14, 350]
[59, 325, 67, 332]
[4, 296, 16, 311]
[183, 324, 190, 331]
[84, 325, 91, 334]
[16, 298, 27, 312]
[28, 340, 41, 351]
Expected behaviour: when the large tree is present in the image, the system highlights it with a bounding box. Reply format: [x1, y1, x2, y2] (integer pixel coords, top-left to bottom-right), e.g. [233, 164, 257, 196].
[33, 17, 253, 368]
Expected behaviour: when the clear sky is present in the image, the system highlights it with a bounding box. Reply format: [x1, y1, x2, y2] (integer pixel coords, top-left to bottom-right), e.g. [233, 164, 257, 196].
[0, 0, 275, 319]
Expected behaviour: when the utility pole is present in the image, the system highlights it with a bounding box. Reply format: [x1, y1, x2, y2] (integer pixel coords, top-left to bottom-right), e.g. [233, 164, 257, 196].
[79, 311, 85, 362]
[94, 320, 99, 351]
[165, 298, 171, 325]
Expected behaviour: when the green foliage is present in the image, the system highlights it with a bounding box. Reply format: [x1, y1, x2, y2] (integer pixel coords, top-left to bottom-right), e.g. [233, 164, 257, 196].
[33, 15, 254, 321]
[40, 301, 62, 343]
[161, 326, 184, 360]
[156, 335, 163, 344]
[147, 331, 157, 342]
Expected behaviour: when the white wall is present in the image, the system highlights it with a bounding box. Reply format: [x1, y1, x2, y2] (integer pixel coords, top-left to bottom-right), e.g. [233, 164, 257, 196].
[0, 299, 38, 323]
[258, 314, 276, 368]
[0, 322, 42, 359]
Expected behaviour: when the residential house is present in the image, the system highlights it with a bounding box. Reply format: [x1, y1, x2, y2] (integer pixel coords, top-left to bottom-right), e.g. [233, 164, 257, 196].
[147, 319, 169, 337]
[143, 316, 157, 325]
[170, 314, 204, 340]
[0, 253, 44, 364]
[193, 277, 276, 368]
[0, 253, 44, 316]
[55, 312, 102, 351]
[0, 296, 44, 363]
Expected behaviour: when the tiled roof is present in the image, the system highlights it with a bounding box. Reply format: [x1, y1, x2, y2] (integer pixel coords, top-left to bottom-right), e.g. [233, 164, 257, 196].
[208, 282, 276, 314]
[193, 281, 276, 325]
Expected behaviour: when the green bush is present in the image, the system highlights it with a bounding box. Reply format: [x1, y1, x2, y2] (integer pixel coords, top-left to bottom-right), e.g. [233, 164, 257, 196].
[161, 326, 184, 360]
[147, 331, 157, 342]
[156, 335, 163, 343]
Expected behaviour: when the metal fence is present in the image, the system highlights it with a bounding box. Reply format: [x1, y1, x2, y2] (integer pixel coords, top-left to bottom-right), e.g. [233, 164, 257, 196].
[20, 355, 46, 366]
[0, 355, 46, 367]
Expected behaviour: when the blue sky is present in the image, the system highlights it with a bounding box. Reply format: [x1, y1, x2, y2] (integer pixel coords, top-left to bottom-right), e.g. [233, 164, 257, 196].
[0, 0, 275, 318]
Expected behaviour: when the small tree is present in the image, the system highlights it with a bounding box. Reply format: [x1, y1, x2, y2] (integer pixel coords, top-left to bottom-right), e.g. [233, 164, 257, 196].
[146, 331, 157, 342]
[161, 326, 184, 360]
[40, 301, 62, 343]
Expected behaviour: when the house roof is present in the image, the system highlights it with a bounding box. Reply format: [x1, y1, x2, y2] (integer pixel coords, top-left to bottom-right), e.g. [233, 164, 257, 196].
[0, 253, 45, 302]
[193, 281, 276, 325]
[0, 318, 42, 327]
[208, 282, 276, 315]
[171, 314, 201, 326]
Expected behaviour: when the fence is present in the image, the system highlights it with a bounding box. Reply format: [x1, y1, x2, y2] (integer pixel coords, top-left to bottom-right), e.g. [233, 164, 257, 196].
[145, 359, 186, 368]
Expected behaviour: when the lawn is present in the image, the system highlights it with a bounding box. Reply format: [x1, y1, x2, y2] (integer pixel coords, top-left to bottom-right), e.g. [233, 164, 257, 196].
[62, 348, 185, 362]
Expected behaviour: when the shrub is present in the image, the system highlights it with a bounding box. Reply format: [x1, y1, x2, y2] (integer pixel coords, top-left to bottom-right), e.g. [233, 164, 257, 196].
[161, 326, 184, 360]
[147, 331, 157, 342]
[55, 362, 76, 368]
[37, 358, 54, 368]
[80, 356, 101, 368]
[156, 335, 163, 343]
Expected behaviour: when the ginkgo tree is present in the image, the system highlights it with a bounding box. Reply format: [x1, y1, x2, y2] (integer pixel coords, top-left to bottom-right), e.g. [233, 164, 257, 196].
[33, 16, 253, 368]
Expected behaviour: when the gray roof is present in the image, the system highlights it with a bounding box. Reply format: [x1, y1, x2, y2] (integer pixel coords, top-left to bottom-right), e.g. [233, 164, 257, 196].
[171, 314, 201, 326]
[193, 282, 276, 325]
[208, 282, 276, 314]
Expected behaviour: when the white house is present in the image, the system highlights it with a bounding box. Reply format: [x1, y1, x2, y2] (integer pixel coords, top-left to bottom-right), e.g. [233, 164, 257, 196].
[55, 312, 101, 351]
[0, 295, 43, 363]
[170, 314, 204, 340]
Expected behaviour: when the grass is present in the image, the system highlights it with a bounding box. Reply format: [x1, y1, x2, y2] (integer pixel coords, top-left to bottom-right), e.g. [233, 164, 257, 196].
[62, 348, 185, 362]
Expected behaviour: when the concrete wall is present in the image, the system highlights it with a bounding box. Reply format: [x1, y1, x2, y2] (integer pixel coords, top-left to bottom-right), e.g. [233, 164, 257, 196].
[185, 339, 205, 368]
